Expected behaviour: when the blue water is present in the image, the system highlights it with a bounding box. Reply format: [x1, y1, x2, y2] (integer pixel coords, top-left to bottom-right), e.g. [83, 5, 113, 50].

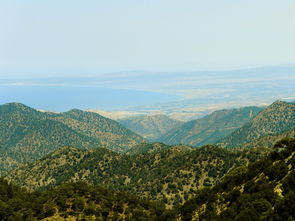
[0, 86, 179, 111]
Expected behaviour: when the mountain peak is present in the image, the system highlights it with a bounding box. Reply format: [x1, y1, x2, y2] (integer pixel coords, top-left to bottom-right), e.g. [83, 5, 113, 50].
[0, 102, 145, 174]
[270, 100, 288, 106]
[65, 108, 84, 114]
[2, 102, 31, 109]
[0, 102, 36, 114]
[220, 100, 295, 147]
[52, 145, 81, 154]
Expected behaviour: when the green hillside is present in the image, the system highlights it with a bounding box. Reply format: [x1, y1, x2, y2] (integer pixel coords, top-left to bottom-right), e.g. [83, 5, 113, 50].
[0, 179, 167, 220]
[6, 144, 266, 208]
[240, 127, 295, 149]
[158, 106, 263, 146]
[0, 103, 144, 174]
[118, 114, 183, 141]
[178, 138, 295, 221]
[220, 101, 295, 147]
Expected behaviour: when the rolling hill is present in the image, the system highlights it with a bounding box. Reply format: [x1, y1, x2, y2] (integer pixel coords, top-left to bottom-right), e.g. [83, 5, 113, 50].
[5, 143, 266, 208]
[220, 101, 295, 147]
[0, 103, 145, 174]
[158, 106, 263, 146]
[118, 114, 183, 141]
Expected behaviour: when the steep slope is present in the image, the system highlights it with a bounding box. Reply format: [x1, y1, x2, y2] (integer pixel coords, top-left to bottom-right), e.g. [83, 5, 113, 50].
[178, 138, 295, 221]
[6, 144, 266, 208]
[118, 114, 183, 141]
[240, 127, 295, 149]
[59, 109, 144, 152]
[159, 106, 262, 146]
[0, 103, 144, 174]
[220, 101, 295, 147]
[0, 179, 167, 220]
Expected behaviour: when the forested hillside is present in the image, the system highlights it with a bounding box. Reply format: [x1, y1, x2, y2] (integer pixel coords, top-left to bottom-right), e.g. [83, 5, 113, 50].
[0, 179, 167, 220]
[6, 144, 266, 208]
[220, 101, 295, 147]
[178, 138, 295, 221]
[240, 127, 295, 149]
[0, 103, 144, 174]
[2, 138, 294, 220]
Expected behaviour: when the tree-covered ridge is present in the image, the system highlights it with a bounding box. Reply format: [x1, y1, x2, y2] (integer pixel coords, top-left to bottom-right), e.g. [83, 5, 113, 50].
[178, 138, 295, 221]
[240, 127, 295, 149]
[6, 143, 266, 208]
[220, 100, 295, 148]
[158, 106, 263, 147]
[0, 103, 145, 174]
[0, 179, 168, 220]
[118, 114, 183, 141]
[61, 109, 144, 150]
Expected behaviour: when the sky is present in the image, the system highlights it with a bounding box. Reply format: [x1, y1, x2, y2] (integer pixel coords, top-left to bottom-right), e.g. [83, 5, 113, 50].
[0, 0, 295, 78]
[0, 1, 295, 112]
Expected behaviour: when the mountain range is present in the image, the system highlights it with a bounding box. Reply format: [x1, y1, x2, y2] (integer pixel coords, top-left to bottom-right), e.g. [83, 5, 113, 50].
[157, 106, 263, 146]
[125, 101, 294, 149]
[1, 100, 295, 220]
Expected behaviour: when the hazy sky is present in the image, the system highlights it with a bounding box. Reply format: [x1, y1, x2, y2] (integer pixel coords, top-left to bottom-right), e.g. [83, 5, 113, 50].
[1, 0, 295, 78]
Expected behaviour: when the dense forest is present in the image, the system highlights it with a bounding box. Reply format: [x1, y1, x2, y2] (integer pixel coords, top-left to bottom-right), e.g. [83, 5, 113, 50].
[0, 179, 168, 220]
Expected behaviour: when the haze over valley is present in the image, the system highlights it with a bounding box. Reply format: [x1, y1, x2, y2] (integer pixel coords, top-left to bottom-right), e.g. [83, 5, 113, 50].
[1, 65, 295, 121]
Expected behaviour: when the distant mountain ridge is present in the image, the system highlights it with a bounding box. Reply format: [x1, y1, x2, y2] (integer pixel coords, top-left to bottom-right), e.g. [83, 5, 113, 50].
[0, 103, 145, 174]
[118, 114, 183, 141]
[158, 106, 263, 146]
[220, 101, 295, 147]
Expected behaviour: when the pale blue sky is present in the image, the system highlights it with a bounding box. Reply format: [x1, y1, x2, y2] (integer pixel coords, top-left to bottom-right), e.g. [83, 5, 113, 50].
[1, 0, 295, 78]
